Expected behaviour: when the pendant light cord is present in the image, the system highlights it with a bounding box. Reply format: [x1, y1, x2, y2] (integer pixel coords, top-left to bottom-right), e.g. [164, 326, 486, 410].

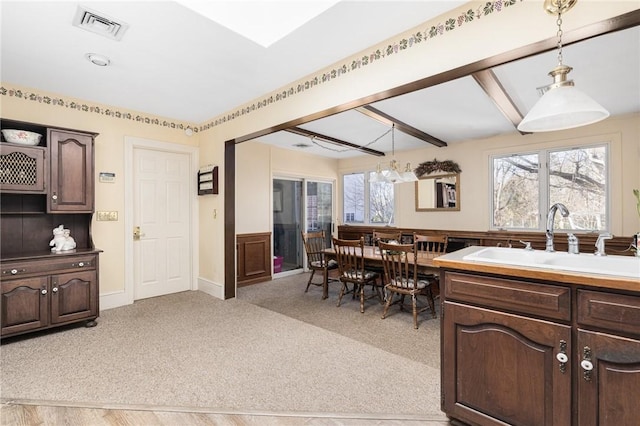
[556, 11, 564, 66]
[391, 123, 395, 157]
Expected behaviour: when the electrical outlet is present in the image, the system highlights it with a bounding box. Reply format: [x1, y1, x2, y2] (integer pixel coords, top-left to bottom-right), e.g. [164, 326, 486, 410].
[97, 211, 118, 221]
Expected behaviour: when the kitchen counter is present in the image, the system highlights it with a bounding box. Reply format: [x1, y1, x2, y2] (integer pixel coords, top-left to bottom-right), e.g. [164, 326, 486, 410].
[434, 245, 639, 293]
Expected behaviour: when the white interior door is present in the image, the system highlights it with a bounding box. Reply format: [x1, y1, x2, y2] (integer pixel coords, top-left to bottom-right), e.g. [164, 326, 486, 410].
[133, 147, 191, 300]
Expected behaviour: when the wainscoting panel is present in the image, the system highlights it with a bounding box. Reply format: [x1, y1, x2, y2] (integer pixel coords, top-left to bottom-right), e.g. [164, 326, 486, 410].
[237, 232, 271, 287]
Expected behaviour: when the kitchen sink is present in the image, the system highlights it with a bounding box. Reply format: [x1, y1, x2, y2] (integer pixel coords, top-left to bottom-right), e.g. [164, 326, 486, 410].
[462, 247, 640, 278]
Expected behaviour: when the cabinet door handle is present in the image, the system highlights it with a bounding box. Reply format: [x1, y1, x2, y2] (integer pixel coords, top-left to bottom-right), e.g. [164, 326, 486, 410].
[582, 346, 593, 381]
[7, 268, 25, 275]
[41, 289, 47, 295]
[52, 287, 58, 293]
[556, 340, 568, 373]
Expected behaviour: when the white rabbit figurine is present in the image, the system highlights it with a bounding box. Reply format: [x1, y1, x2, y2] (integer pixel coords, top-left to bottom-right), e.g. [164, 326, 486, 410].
[49, 225, 76, 252]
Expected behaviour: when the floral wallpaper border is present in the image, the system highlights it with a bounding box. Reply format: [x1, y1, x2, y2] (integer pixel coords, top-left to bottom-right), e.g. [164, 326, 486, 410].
[0, 86, 196, 134]
[1, 0, 521, 135]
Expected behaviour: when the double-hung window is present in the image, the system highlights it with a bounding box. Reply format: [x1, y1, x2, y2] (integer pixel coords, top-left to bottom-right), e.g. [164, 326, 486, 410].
[343, 171, 394, 225]
[491, 143, 609, 232]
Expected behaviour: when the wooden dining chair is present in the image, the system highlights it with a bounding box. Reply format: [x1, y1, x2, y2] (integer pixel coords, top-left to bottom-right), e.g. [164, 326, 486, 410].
[332, 237, 383, 313]
[369, 230, 403, 275]
[413, 233, 447, 299]
[378, 240, 437, 329]
[301, 230, 339, 299]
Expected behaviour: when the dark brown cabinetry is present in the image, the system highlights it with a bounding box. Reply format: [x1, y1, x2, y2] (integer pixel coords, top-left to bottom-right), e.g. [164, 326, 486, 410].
[48, 129, 94, 212]
[441, 270, 640, 426]
[0, 144, 46, 193]
[1, 254, 99, 337]
[1, 118, 100, 339]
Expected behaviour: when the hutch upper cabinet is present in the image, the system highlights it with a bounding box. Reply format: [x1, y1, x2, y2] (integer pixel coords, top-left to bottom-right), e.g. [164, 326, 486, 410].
[48, 129, 94, 212]
[0, 118, 101, 339]
[0, 144, 46, 193]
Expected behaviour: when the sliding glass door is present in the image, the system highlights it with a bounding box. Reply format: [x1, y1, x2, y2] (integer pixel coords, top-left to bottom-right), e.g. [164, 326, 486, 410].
[273, 178, 304, 273]
[305, 180, 333, 248]
[273, 178, 333, 275]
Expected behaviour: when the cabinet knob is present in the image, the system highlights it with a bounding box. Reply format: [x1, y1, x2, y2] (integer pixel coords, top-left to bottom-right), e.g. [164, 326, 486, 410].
[78, 262, 84, 267]
[581, 360, 594, 371]
[582, 346, 593, 381]
[52, 194, 58, 201]
[11, 269, 18, 275]
[52, 287, 58, 293]
[556, 340, 568, 373]
[41, 289, 47, 295]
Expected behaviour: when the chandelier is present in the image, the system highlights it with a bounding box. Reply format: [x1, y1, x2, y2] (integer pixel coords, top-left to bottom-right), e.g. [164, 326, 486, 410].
[370, 124, 418, 184]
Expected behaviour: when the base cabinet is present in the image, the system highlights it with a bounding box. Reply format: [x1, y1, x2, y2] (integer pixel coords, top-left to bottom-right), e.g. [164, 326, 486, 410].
[443, 301, 571, 425]
[441, 271, 640, 426]
[1, 254, 99, 338]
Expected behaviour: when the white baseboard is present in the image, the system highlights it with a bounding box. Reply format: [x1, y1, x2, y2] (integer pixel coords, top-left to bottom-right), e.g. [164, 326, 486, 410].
[197, 277, 224, 299]
[100, 290, 132, 311]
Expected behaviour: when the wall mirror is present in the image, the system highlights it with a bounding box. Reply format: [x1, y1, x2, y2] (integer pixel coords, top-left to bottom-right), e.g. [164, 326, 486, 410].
[415, 173, 460, 211]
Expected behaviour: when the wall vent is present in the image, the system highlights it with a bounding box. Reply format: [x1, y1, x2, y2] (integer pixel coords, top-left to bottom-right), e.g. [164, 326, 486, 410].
[72, 6, 129, 41]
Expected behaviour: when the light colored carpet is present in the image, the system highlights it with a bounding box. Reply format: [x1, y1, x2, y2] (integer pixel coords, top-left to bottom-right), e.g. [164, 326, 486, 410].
[1, 273, 443, 418]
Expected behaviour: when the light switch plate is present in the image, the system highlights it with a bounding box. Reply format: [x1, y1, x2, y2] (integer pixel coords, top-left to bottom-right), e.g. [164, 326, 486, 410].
[97, 211, 118, 221]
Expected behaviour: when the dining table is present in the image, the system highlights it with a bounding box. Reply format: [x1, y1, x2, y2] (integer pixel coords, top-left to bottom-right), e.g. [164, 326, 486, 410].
[322, 245, 441, 299]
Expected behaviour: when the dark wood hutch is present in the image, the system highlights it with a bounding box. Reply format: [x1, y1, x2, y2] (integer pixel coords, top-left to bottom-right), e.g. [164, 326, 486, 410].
[1, 118, 101, 339]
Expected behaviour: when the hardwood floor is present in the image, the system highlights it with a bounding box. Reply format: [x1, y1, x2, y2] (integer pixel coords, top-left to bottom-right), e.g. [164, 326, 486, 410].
[2, 401, 452, 425]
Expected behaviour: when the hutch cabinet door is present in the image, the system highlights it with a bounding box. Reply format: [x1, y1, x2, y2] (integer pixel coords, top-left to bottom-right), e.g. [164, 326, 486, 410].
[48, 129, 94, 212]
[1, 276, 49, 336]
[577, 330, 640, 426]
[50, 270, 98, 324]
[442, 301, 572, 426]
[0, 145, 46, 193]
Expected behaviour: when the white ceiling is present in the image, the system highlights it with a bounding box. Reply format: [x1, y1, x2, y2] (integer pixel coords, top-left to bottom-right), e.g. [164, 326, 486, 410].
[1, 1, 639, 159]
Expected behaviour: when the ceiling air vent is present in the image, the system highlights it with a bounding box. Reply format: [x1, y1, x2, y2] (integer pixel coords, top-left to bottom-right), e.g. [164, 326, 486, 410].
[73, 6, 129, 41]
[293, 143, 312, 148]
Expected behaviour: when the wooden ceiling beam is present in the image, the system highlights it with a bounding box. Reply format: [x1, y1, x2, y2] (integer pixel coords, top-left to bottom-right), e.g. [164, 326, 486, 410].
[355, 105, 447, 147]
[472, 69, 528, 135]
[285, 127, 385, 157]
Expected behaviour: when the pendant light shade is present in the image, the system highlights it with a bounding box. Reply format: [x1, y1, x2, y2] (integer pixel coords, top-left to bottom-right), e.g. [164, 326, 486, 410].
[401, 163, 418, 182]
[518, 0, 609, 133]
[517, 85, 609, 132]
[518, 65, 609, 132]
[369, 163, 387, 183]
[386, 160, 403, 183]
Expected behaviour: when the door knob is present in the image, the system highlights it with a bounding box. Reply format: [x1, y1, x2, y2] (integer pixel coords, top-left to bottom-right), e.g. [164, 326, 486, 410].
[133, 226, 145, 240]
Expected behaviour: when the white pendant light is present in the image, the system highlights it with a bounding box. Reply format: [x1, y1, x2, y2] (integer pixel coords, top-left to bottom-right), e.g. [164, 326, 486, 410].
[369, 163, 388, 183]
[518, 0, 609, 133]
[401, 163, 418, 182]
[386, 160, 403, 183]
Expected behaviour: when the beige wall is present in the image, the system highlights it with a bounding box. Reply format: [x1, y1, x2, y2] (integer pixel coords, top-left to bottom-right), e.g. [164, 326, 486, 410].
[236, 141, 339, 234]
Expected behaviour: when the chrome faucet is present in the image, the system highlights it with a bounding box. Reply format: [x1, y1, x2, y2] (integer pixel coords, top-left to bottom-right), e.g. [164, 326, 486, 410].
[546, 203, 570, 252]
[595, 232, 613, 256]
